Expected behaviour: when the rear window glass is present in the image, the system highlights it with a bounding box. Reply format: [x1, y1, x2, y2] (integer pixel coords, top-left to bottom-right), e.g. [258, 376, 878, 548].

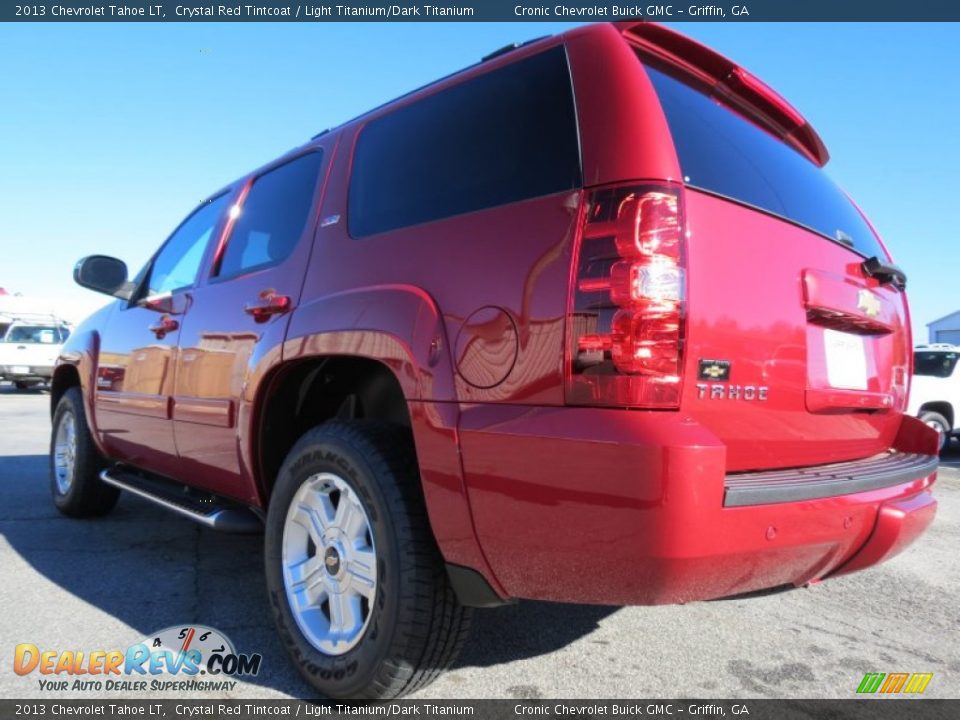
[348, 46, 581, 238]
[642, 61, 885, 259]
[914, 351, 958, 378]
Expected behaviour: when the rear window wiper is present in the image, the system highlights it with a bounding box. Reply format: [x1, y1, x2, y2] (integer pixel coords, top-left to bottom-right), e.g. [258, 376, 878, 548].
[861, 256, 907, 291]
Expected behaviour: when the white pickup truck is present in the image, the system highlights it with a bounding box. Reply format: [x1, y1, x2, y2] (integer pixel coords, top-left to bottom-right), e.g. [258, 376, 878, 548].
[0, 316, 71, 390]
[908, 343, 960, 452]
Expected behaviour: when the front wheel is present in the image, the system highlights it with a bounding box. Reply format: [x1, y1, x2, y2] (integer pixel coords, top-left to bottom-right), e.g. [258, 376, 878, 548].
[264, 421, 472, 699]
[919, 411, 951, 453]
[49, 387, 120, 517]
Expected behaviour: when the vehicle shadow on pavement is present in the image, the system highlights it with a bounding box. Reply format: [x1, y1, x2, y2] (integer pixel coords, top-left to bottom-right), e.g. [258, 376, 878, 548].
[0, 452, 616, 698]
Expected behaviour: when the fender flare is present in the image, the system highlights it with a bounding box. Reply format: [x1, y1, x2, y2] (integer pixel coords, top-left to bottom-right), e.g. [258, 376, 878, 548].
[51, 327, 108, 457]
[281, 284, 456, 402]
[253, 284, 506, 599]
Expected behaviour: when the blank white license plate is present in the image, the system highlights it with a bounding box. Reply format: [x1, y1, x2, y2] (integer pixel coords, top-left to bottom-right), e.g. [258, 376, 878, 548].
[823, 329, 868, 390]
[10, 366, 30, 375]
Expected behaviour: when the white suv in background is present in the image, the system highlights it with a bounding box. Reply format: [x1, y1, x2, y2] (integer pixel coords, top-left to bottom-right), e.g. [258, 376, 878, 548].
[0, 320, 71, 390]
[909, 344, 960, 452]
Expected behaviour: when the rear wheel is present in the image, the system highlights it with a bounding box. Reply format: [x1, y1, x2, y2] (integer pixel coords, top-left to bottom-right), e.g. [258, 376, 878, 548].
[15, 381, 34, 391]
[264, 420, 472, 699]
[919, 411, 950, 453]
[49, 387, 120, 517]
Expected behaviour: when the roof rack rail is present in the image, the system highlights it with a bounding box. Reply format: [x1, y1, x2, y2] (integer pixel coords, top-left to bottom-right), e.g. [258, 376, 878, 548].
[0, 311, 68, 325]
[482, 36, 549, 63]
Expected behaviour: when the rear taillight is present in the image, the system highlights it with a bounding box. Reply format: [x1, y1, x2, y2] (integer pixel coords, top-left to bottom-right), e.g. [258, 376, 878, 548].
[566, 184, 686, 408]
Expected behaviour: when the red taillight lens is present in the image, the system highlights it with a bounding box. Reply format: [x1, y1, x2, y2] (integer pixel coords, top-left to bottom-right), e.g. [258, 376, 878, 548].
[614, 192, 682, 259]
[566, 185, 686, 408]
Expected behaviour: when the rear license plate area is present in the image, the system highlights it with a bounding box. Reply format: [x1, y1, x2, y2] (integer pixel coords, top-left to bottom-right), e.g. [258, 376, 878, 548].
[822, 329, 868, 390]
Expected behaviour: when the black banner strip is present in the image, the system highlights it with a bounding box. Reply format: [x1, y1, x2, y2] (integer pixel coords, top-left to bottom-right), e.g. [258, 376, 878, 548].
[4, 0, 960, 22]
[0, 699, 955, 720]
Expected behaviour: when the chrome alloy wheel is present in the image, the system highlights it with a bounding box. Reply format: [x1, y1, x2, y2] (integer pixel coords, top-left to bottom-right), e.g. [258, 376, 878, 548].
[53, 409, 78, 495]
[282, 472, 378, 655]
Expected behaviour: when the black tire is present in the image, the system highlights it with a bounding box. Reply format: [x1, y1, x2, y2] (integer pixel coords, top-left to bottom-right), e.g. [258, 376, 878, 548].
[264, 420, 472, 699]
[919, 411, 951, 453]
[15, 381, 33, 390]
[49, 386, 120, 517]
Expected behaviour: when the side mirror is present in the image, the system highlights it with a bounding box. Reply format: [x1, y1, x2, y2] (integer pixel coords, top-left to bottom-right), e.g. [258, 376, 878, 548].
[73, 255, 133, 300]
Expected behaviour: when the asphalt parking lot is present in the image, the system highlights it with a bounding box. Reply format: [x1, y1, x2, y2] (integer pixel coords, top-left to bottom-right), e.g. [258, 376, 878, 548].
[1, 383, 958, 700]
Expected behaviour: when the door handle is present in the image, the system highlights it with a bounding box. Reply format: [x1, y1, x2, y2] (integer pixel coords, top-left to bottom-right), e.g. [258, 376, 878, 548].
[148, 316, 178, 339]
[244, 290, 292, 324]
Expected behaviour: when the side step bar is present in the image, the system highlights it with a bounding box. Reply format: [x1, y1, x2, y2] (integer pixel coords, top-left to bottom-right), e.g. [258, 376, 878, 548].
[100, 468, 263, 534]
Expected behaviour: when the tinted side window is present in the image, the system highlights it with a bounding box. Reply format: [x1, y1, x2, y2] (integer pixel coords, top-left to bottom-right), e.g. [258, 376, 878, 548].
[349, 46, 581, 238]
[642, 62, 885, 259]
[148, 194, 229, 297]
[217, 152, 325, 279]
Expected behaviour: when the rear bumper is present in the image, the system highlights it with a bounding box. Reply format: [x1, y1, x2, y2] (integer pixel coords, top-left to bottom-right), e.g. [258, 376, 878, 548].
[828, 489, 937, 578]
[724, 451, 939, 507]
[457, 406, 939, 605]
[0, 365, 53, 381]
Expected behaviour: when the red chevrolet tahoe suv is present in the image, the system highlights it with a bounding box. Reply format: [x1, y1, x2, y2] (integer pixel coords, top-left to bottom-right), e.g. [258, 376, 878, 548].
[50, 22, 939, 699]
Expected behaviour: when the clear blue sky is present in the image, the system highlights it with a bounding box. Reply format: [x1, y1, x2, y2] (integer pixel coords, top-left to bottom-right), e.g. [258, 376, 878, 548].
[0, 22, 956, 338]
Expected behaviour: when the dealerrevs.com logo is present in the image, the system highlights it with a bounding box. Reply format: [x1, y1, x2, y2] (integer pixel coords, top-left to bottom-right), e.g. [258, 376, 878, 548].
[13, 625, 262, 693]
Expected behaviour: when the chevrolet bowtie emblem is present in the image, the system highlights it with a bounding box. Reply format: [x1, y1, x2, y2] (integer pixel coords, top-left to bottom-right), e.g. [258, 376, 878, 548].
[857, 289, 881, 318]
[703, 364, 726, 379]
[697, 358, 731, 381]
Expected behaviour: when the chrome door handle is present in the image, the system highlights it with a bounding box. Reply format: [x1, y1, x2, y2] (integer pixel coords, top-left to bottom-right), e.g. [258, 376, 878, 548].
[244, 291, 292, 324]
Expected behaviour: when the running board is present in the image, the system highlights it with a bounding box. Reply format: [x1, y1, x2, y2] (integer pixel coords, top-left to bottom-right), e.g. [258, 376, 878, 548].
[100, 468, 263, 534]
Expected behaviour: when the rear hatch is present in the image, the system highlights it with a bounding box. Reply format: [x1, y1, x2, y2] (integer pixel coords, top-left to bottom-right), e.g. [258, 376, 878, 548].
[631, 25, 911, 471]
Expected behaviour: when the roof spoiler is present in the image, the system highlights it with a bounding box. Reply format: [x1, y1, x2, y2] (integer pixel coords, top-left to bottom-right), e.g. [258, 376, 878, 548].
[617, 21, 829, 167]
